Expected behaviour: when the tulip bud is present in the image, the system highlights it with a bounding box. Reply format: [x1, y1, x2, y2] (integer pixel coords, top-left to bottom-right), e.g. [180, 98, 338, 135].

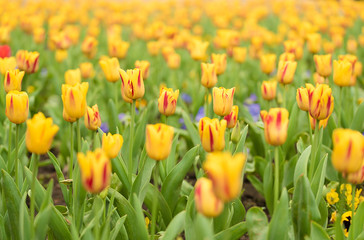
[81, 36, 98, 59]
[284, 40, 303, 60]
[333, 60, 353, 87]
[0, 57, 17, 75]
[332, 129, 364, 174]
[203, 152, 246, 202]
[354, 61, 362, 77]
[0, 45, 11, 58]
[33, 27, 45, 44]
[145, 123, 174, 160]
[198, 117, 227, 152]
[162, 46, 175, 61]
[167, 53, 181, 69]
[5, 91, 29, 124]
[55, 49, 68, 63]
[26, 112, 59, 154]
[211, 53, 227, 75]
[99, 57, 120, 83]
[65, 68, 81, 86]
[108, 39, 129, 59]
[78, 149, 111, 193]
[84, 104, 101, 131]
[224, 105, 239, 129]
[201, 63, 218, 88]
[347, 39, 357, 54]
[102, 133, 123, 159]
[277, 60, 297, 84]
[261, 80, 277, 101]
[25, 51, 40, 74]
[260, 108, 289, 146]
[232, 47, 247, 63]
[212, 87, 235, 116]
[119, 68, 145, 100]
[309, 115, 329, 130]
[63, 107, 76, 123]
[307, 33, 321, 54]
[194, 177, 224, 217]
[314, 54, 332, 77]
[4, 69, 24, 93]
[309, 84, 334, 120]
[279, 53, 295, 62]
[189, 39, 209, 61]
[79, 62, 95, 79]
[61, 82, 89, 119]
[158, 87, 179, 116]
[345, 163, 364, 184]
[296, 84, 314, 112]
[323, 41, 335, 54]
[135, 60, 150, 79]
[313, 72, 326, 84]
[147, 41, 160, 56]
[260, 54, 276, 75]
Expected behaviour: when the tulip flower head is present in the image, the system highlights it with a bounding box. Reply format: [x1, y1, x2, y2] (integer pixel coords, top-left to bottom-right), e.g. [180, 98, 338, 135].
[119, 68, 145, 100]
[55, 49, 68, 63]
[296, 83, 314, 112]
[5, 90, 29, 124]
[189, 39, 209, 61]
[224, 105, 239, 129]
[135, 60, 150, 79]
[102, 133, 123, 159]
[211, 53, 227, 75]
[198, 117, 227, 152]
[284, 40, 303, 60]
[201, 63, 218, 88]
[108, 39, 129, 59]
[203, 152, 246, 202]
[167, 53, 181, 69]
[99, 57, 120, 83]
[260, 53, 276, 75]
[261, 80, 277, 101]
[145, 123, 174, 160]
[194, 177, 224, 217]
[212, 87, 235, 116]
[0, 57, 17, 75]
[277, 60, 297, 84]
[158, 87, 179, 116]
[81, 36, 98, 59]
[4, 69, 24, 93]
[65, 68, 81, 86]
[26, 112, 59, 154]
[61, 82, 89, 119]
[232, 47, 247, 63]
[314, 54, 332, 77]
[307, 33, 321, 54]
[260, 108, 289, 146]
[308, 84, 334, 120]
[333, 59, 354, 87]
[84, 104, 101, 131]
[79, 62, 95, 79]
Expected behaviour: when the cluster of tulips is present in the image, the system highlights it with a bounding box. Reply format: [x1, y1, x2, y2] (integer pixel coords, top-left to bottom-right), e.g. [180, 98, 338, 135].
[0, 0, 364, 239]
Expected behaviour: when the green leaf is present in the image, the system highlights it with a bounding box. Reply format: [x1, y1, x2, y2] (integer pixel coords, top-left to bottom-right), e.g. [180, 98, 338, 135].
[214, 222, 247, 240]
[247, 174, 264, 196]
[349, 202, 364, 239]
[110, 215, 127, 240]
[111, 155, 131, 194]
[48, 151, 68, 205]
[233, 124, 249, 155]
[268, 189, 289, 240]
[263, 163, 274, 215]
[351, 101, 364, 131]
[35, 205, 52, 240]
[293, 146, 311, 185]
[310, 221, 330, 240]
[181, 109, 200, 146]
[160, 211, 185, 240]
[230, 198, 246, 226]
[165, 134, 180, 175]
[144, 183, 172, 225]
[246, 207, 268, 240]
[311, 154, 327, 204]
[131, 156, 155, 198]
[19, 193, 31, 240]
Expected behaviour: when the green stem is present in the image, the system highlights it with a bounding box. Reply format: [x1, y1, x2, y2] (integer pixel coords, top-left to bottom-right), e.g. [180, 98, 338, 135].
[15, 124, 19, 186]
[129, 101, 135, 183]
[351, 184, 356, 229]
[30, 154, 39, 239]
[205, 88, 209, 118]
[150, 162, 159, 239]
[307, 112, 312, 144]
[7, 123, 12, 172]
[114, 83, 118, 113]
[338, 86, 343, 128]
[308, 119, 319, 180]
[274, 147, 280, 212]
[282, 84, 287, 108]
[70, 122, 74, 179]
[77, 119, 81, 152]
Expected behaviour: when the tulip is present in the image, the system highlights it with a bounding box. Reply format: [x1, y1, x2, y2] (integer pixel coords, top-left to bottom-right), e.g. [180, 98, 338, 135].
[26, 112, 59, 154]
[167, 53, 181, 69]
[203, 152, 246, 202]
[24, 51, 40, 74]
[212, 87, 235, 116]
[211, 53, 227, 75]
[63, 107, 76, 123]
[323, 41, 335, 54]
[332, 129, 364, 174]
[81, 36, 98, 59]
[354, 62, 362, 77]
[145, 123, 174, 160]
[198, 117, 227, 152]
[189, 39, 209, 61]
[261, 80, 277, 101]
[79, 62, 95, 79]
[277, 60, 297, 84]
[162, 46, 175, 61]
[309, 84, 334, 120]
[0, 45, 11, 58]
[5, 91, 29, 124]
[313, 72, 326, 84]
[333, 60, 353, 87]
[194, 177, 224, 217]
[61, 82, 89, 119]
[147, 41, 160, 56]
[296, 83, 315, 112]
[339, 55, 357, 71]
[55, 49, 68, 63]
[279, 53, 295, 62]
[108, 40, 129, 59]
[158, 87, 179, 116]
[224, 105, 239, 129]
[77, 149, 111, 193]
[33, 27, 45, 44]
[84, 105, 101, 131]
[347, 39, 357, 54]
[346, 163, 364, 184]
[201, 63, 217, 88]
[0, 27, 10, 44]
[4, 69, 24, 93]
[260, 54, 276, 75]
[232, 47, 247, 63]
[314, 54, 332, 77]
[309, 115, 329, 130]
[0, 57, 17, 75]
[135, 60, 150, 79]
[65, 68, 81, 86]
[102, 133, 123, 159]
[119, 68, 145, 100]
[284, 40, 303, 60]
[99, 57, 120, 82]
[260, 108, 289, 146]
[307, 33, 321, 54]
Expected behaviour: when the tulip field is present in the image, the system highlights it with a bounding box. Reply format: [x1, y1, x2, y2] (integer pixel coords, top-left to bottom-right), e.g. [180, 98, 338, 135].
[1, 0, 364, 239]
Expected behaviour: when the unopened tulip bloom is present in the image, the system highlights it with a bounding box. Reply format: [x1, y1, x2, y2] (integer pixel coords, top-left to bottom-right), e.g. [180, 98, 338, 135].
[211, 53, 227, 75]
[0, 45, 11, 58]
[189, 39, 209, 61]
[5, 91, 29, 124]
[224, 105, 238, 129]
[314, 54, 332, 77]
[332, 129, 364, 174]
[78, 149, 111, 193]
[145, 123, 174, 160]
[63, 107, 76, 123]
[198, 117, 227, 152]
[296, 84, 314, 111]
[24, 51, 40, 74]
[201, 63, 217, 88]
[279, 53, 295, 62]
[84, 105, 101, 131]
[33, 27, 45, 44]
[203, 152, 246, 202]
[194, 177, 224, 217]
[99, 57, 120, 82]
[213, 87, 235, 116]
[284, 40, 303, 60]
[167, 53, 181, 69]
[313, 72, 326, 84]
[261, 80, 277, 101]
[158, 87, 179, 116]
[307, 33, 321, 54]
[346, 163, 364, 184]
[81, 36, 98, 59]
[310, 115, 329, 130]
[260, 108, 289, 146]
[309, 84, 334, 120]
[260, 54, 276, 75]
[347, 39, 357, 54]
[108, 40, 129, 59]
[79, 62, 95, 79]
[135, 60, 150, 79]
[147, 41, 160, 56]
[323, 41, 335, 54]
[333, 60, 353, 87]
[102, 133, 123, 159]
[26, 112, 59, 154]
[0, 57, 17, 75]
[65, 68, 81, 86]
[277, 60, 297, 84]
[61, 82, 89, 119]
[354, 62, 362, 77]
[119, 68, 145, 100]
[232, 47, 247, 63]
[4, 69, 24, 93]
[55, 49, 68, 63]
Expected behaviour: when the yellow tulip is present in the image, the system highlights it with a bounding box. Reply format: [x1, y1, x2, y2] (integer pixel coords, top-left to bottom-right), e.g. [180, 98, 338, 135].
[201, 63, 218, 88]
[232, 47, 247, 63]
[277, 60, 297, 84]
[25, 51, 40, 74]
[55, 49, 68, 63]
[198, 117, 227, 152]
[346, 163, 364, 185]
[314, 54, 332, 77]
[307, 33, 321, 54]
[145, 123, 174, 160]
[211, 53, 227, 75]
[147, 41, 161, 56]
[279, 53, 295, 62]
[84, 105, 101, 131]
[323, 40, 335, 54]
[63, 107, 76, 123]
[284, 40, 303, 60]
[5, 91, 29, 124]
[167, 53, 181, 69]
[354, 61, 362, 77]
[79, 62, 95, 79]
[0, 57, 17, 75]
[309, 115, 329, 130]
[203, 152, 246, 202]
[33, 27, 45, 44]
[333, 60, 353, 87]
[347, 39, 357, 54]
[223, 105, 239, 129]
[119, 68, 145, 100]
[102, 133, 123, 159]
[4, 69, 24, 93]
[61, 82, 89, 119]
[81, 36, 98, 59]
[78, 149, 111, 193]
[158, 87, 179, 116]
[65, 68, 81, 86]
[260, 53, 276, 75]
[309, 84, 334, 120]
[212, 87, 235, 116]
[135, 60, 150, 79]
[194, 177, 224, 217]
[26, 112, 59, 154]
[108, 39, 129, 59]
[189, 39, 209, 61]
[260, 108, 289, 146]
[99, 57, 120, 83]
[261, 80, 277, 101]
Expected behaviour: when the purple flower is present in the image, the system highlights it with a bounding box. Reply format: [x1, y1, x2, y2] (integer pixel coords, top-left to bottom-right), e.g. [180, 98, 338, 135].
[181, 93, 192, 104]
[245, 94, 257, 104]
[195, 106, 205, 122]
[248, 104, 261, 122]
[179, 118, 186, 130]
[100, 123, 109, 133]
[118, 113, 126, 121]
